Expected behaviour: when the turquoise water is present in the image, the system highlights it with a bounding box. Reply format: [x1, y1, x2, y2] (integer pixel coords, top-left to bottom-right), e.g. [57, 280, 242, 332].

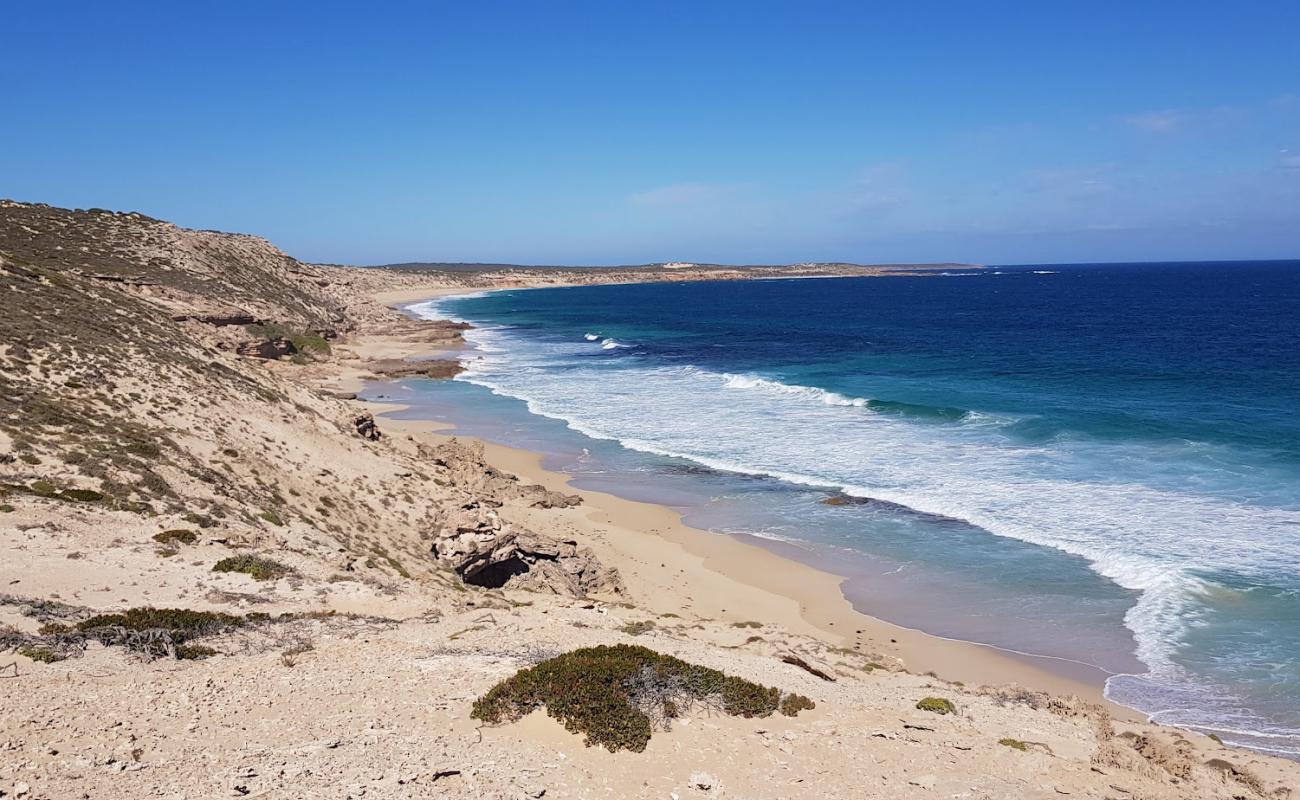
[385, 262, 1300, 756]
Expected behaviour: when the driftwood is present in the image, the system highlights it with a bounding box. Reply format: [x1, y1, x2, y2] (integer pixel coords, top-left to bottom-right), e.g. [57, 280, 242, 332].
[781, 654, 836, 682]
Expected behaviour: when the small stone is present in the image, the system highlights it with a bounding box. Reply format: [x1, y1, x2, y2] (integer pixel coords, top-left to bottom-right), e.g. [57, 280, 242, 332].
[690, 772, 718, 791]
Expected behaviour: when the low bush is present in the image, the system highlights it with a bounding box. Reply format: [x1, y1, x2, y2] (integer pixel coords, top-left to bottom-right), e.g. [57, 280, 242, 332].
[4, 481, 109, 505]
[779, 693, 816, 717]
[76, 607, 245, 636]
[58, 488, 107, 502]
[619, 620, 656, 636]
[184, 512, 217, 528]
[472, 644, 813, 753]
[19, 645, 63, 663]
[153, 529, 198, 545]
[998, 737, 1028, 751]
[245, 323, 331, 357]
[916, 696, 957, 715]
[213, 555, 291, 581]
[175, 644, 218, 660]
[7, 607, 252, 662]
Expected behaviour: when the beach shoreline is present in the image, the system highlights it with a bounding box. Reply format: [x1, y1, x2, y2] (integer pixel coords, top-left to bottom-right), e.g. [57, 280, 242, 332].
[355, 286, 1143, 719]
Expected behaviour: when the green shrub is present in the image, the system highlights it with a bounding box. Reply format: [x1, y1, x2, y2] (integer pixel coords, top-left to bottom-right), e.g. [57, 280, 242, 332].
[998, 737, 1028, 751]
[58, 488, 107, 503]
[29, 480, 58, 497]
[620, 620, 656, 636]
[76, 607, 244, 636]
[123, 441, 161, 458]
[779, 693, 816, 717]
[0, 504, 13, 513]
[18, 645, 62, 663]
[471, 644, 810, 753]
[259, 510, 284, 527]
[213, 554, 291, 581]
[153, 529, 198, 545]
[916, 696, 957, 715]
[718, 675, 780, 717]
[245, 324, 331, 357]
[175, 644, 218, 660]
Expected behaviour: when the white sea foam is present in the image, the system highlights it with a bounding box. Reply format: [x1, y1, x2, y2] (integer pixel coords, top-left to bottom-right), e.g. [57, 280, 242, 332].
[403, 290, 493, 324]
[411, 303, 1300, 749]
[584, 333, 600, 341]
[721, 372, 868, 406]
[600, 338, 629, 350]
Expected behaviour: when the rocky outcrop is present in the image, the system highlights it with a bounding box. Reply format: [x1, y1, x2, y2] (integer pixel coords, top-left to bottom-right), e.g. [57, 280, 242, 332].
[353, 413, 381, 441]
[430, 500, 622, 597]
[236, 338, 297, 359]
[173, 311, 264, 326]
[364, 358, 463, 380]
[423, 438, 581, 509]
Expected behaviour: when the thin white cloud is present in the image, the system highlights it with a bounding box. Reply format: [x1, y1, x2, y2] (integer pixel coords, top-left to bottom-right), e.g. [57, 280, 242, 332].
[1123, 109, 1185, 132]
[627, 182, 747, 207]
[1279, 152, 1300, 170]
[1027, 165, 1116, 198]
[847, 162, 908, 212]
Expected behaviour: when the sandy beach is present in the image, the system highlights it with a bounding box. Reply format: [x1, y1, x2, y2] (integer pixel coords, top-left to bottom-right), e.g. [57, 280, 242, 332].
[364, 377, 1129, 713]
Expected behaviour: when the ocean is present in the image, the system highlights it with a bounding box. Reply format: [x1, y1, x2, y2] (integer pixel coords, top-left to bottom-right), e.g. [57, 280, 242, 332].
[380, 261, 1300, 756]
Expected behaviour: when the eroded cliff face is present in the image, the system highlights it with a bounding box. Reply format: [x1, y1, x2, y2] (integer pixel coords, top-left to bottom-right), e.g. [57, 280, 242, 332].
[0, 199, 616, 598]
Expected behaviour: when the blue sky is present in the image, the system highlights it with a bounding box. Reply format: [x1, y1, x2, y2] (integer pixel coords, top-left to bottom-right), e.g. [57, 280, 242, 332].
[3, 1, 1298, 265]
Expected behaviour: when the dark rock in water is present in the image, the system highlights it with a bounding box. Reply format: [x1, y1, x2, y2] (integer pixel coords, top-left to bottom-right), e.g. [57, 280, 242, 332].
[661, 463, 719, 477]
[819, 493, 872, 507]
[236, 337, 297, 359]
[819, 492, 970, 526]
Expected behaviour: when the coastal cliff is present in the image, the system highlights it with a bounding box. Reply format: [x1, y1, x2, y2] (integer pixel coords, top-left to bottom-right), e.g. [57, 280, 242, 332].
[1, 200, 1295, 799]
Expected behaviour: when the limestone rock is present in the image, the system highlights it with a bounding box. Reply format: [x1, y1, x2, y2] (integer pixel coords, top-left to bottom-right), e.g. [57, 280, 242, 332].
[421, 438, 581, 510]
[429, 500, 622, 597]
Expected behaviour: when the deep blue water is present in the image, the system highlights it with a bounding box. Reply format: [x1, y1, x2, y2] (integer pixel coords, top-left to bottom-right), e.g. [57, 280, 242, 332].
[398, 261, 1300, 755]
